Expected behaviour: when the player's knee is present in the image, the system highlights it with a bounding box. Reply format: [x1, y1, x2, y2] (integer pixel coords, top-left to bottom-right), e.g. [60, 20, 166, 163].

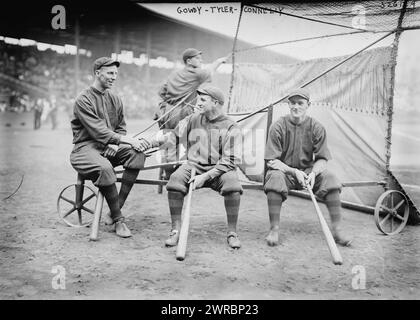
[264, 170, 288, 196]
[319, 170, 341, 188]
[125, 150, 146, 170]
[166, 173, 188, 195]
[266, 189, 288, 202]
[219, 171, 243, 196]
[220, 182, 243, 196]
[96, 163, 116, 186]
[315, 170, 342, 199]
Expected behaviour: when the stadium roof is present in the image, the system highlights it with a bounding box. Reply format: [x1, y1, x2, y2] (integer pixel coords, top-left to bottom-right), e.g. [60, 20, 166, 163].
[0, 0, 297, 64]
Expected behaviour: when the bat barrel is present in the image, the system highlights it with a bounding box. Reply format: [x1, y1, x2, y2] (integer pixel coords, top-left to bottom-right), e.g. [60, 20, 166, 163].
[175, 167, 196, 261]
[307, 186, 343, 265]
[89, 191, 104, 241]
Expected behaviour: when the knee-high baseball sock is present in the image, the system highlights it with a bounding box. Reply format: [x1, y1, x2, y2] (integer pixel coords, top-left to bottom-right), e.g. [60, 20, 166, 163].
[118, 169, 140, 209]
[168, 191, 184, 230]
[325, 190, 342, 233]
[224, 192, 241, 233]
[267, 191, 283, 230]
[99, 184, 122, 222]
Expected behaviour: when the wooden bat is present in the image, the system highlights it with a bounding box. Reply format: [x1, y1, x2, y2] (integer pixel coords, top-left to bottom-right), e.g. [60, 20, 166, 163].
[176, 167, 196, 261]
[307, 184, 343, 265]
[89, 191, 104, 241]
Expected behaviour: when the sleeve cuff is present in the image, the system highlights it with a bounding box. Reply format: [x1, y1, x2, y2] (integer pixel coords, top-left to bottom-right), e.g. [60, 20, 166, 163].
[150, 138, 161, 148]
[109, 133, 121, 145]
[206, 168, 221, 180]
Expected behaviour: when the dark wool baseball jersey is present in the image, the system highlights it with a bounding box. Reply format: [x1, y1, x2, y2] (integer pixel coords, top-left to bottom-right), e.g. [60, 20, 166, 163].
[158, 67, 212, 130]
[71, 86, 126, 146]
[159, 67, 211, 103]
[175, 112, 242, 179]
[264, 115, 331, 170]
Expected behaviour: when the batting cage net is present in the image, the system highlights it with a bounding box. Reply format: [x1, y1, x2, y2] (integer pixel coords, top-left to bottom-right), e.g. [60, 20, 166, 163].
[210, 1, 420, 217]
[258, 1, 420, 31]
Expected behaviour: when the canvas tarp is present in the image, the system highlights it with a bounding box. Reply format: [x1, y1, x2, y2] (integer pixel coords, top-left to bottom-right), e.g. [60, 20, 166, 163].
[222, 46, 394, 207]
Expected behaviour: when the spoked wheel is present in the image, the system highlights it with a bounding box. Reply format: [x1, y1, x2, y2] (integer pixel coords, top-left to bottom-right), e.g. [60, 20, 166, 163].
[374, 190, 409, 235]
[57, 183, 97, 227]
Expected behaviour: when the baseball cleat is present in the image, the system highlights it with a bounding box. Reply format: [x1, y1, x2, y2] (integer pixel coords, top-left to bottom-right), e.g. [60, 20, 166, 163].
[265, 229, 280, 246]
[227, 231, 241, 249]
[115, 221, 132, 238]
[165, 229, 180, 247]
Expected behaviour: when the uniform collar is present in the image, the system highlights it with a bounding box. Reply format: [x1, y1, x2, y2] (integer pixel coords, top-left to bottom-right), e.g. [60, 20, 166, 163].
[286, 114, 309, 127]
[206, 113, 227, 123]
[185, 65, 199, 73]
[90, 85, 106, 96]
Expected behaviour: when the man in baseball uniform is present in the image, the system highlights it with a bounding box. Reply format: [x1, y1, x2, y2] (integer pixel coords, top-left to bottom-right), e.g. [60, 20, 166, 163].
[145, 85, 243, 249]
[158, 48, 228, 129]
[70, 57, 148, 238]
[263, 88, 352, 247]
[157, 48, 228, 176]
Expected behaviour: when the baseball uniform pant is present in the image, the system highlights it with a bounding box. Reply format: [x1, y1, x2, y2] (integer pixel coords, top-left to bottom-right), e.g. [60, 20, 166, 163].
[166, 162, 243, 196]
[264, 168, 341, 201]
[70, 142, 145, 187]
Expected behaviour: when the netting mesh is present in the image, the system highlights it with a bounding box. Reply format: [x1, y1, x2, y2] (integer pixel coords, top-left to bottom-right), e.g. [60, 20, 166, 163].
[225, 1, 420, 112]
[228, 1, 420, 68]
[229, 46, 393, 115]
[261, 1, 420, 31]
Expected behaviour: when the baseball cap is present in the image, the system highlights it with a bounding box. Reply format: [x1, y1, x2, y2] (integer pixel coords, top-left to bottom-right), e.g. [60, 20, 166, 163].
[182, 48, 202, 63]
[287, 88, 310, 101]
[93, 57, 120, 73]
[197, 85, 225, 105]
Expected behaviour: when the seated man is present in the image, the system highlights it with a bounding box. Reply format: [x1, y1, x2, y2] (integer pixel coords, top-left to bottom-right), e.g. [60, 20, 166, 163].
[263, 88, 352, 247]
[70, 57, 148, 238]
[145, 85, 243, 249]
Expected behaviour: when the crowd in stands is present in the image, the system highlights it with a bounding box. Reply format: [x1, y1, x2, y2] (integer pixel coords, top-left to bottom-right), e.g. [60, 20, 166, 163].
[0, 41, 169, 119]
[0, 42, 89, 115]
[0, 85, 32, 113]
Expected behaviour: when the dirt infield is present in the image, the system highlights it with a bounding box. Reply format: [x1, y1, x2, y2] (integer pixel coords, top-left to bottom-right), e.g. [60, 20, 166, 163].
[0, 112, 419, 300]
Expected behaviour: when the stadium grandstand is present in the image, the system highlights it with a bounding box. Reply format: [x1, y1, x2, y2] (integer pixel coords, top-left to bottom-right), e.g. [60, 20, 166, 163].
[0, 0, 296, 119]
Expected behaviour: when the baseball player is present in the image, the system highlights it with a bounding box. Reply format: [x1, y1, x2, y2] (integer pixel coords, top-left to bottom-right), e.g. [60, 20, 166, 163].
[70, 57, 148, 238]
[156, 48, 228, 176]
[263, 88, 352, 247]
[145, 85, 243, 249]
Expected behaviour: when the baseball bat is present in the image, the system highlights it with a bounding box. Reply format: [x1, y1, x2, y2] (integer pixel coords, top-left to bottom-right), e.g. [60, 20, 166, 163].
[176, 167, 196, 261]
[89, 191, 104, 241]
[307, 184, 343, 265]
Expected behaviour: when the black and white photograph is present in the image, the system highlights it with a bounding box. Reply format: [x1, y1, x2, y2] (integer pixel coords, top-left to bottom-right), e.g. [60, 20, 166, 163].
[0, 0, 419, 304]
